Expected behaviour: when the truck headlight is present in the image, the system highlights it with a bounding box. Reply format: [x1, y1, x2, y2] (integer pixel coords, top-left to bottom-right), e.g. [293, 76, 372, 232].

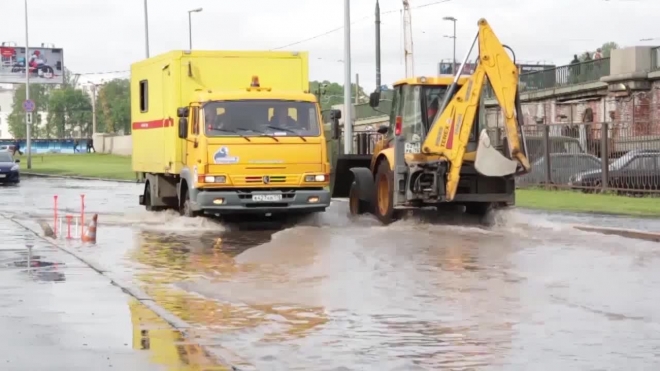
[305, 174, 326, 182]
[204, 175, 226, 183]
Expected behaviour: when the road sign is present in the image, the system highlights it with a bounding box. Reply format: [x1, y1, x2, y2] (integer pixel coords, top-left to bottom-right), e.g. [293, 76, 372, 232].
[23, 99, 35, 112]
[26, 112, 32, 125]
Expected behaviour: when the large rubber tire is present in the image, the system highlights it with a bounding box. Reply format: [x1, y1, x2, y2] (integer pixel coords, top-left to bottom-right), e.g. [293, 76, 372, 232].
[348, 181, 369, 216]
[180, 188, 201, 217]
[144, 184, 164, 212]
[374, 160, 401, 225]
[464, 202, 492, 217]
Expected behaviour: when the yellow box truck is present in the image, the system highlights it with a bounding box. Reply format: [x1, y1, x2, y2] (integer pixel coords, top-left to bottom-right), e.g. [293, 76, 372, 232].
[130, 50, 332, 218]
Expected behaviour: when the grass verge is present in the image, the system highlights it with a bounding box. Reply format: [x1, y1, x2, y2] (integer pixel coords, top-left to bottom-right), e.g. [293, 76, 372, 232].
[516, 188, 660, 217]
[17, 153, 135, 181]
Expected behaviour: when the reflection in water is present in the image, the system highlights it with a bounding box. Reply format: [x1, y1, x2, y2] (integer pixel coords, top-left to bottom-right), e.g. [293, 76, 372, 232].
[2, 246, 67, 283]
[130, 223, 522, 370]
[129, 298, 230, 370]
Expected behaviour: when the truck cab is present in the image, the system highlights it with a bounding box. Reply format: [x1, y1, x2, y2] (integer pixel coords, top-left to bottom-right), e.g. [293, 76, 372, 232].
[174, 77, 331, 217]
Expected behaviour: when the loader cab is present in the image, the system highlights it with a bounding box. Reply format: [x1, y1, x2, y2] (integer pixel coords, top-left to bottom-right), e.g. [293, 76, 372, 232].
[369, 76, 480, 153]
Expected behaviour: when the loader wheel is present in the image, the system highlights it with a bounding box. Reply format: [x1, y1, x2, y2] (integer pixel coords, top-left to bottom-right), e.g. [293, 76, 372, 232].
[348, 181, 369, 216]
[180, 189, 200, 218]
[374, 160, 400, 225]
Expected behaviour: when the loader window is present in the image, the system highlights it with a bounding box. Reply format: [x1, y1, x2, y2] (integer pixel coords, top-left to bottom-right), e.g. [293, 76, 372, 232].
[139, 80, 148, 113]
[400, 85, 424, 150]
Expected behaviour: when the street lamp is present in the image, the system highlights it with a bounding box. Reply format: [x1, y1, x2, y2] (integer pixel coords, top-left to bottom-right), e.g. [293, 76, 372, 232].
[188, 8, 203, 50]
[144, 0, 150, 57]
[443, 16, 457, 74]
[24, 0, 32, 169]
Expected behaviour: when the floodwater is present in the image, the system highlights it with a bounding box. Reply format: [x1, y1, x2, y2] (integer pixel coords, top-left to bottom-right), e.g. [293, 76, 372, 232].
[0, 177, 659, 370]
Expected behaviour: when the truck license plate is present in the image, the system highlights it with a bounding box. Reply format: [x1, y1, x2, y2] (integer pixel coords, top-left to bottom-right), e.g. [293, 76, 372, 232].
[252, 194, 282, 202]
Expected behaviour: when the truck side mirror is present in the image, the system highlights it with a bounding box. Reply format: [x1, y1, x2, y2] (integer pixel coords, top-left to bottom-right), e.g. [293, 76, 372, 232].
[178, 118, 188, 139]
[369, 91, 381, 108]
[377, 125, 388, 135]
[177, 107, 189, 118]
[330, 109, 341, 140]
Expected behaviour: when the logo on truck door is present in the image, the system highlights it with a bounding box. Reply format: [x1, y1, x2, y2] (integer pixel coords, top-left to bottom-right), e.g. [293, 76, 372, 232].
[213, 146, 239, 164]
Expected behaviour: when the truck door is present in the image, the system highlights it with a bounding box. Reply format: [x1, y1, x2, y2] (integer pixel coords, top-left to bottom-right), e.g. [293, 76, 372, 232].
[186, 103, 202, 175]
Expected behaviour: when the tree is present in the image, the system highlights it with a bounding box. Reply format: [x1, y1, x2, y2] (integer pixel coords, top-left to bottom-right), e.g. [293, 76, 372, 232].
[46, 87, 93, 138]
[96, 79, 130, 134]
[7, 83, 49, 138]
[601, 42, 619, 58]
[309, 80, 367, 110]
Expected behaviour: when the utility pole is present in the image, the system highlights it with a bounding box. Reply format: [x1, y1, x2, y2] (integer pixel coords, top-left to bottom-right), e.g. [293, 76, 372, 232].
[343, 0, 353, 154]
[90, 84, 97, 134]
[144, 0, 150, 57]
[443, 16, 457, 74]
[188, 8, 203, 50]
[355, 73, 359, 104]
[24, 0, 31, 169]
[375, 0, 381, 90]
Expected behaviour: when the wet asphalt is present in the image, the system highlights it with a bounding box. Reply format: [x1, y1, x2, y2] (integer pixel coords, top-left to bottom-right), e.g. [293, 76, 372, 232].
[0, 177, 659, 370]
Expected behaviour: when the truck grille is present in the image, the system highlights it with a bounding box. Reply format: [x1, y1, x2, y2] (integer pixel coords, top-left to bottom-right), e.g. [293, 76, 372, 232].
[231, 175, 299, 186]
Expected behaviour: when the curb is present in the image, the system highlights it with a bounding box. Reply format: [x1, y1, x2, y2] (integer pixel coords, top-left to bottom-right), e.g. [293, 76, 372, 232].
[571, 224, 660, 242]
[2, 214, 255, 371]
[22, 172, 142, 184]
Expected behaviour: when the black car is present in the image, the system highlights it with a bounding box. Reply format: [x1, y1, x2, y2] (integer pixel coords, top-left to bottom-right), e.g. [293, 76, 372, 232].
[569, 149, 660, 192]
[0, 152, 20, 184]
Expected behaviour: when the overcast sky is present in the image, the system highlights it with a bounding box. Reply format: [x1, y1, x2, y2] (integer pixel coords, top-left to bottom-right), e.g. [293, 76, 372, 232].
[1, 0, 657, 91]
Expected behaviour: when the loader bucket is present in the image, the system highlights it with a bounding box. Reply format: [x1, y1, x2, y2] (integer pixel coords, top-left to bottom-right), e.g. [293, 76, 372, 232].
[474, 129, 518, 177]
[331, 154, 372, 198]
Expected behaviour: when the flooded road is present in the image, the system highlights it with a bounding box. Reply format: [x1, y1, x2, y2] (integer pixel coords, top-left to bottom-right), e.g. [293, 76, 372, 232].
[1, 177, 659, 370]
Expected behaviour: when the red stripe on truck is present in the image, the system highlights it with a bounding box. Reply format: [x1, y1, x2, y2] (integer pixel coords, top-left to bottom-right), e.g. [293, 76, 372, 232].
[132, 118, 173, 130]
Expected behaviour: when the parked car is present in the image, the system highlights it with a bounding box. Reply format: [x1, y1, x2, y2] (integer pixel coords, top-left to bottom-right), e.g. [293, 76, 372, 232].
[569, 149, 660, 192]
[0, 144, 15, 153]
[0, 151, 20, 185]
[525, 135, 585, 163]
[518, 152, 602, 185]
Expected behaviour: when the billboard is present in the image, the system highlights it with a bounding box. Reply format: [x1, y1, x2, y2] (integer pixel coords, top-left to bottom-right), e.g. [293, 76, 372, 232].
[518, 64, 555, 74]
[0, 46, 64, 84]
[438, 60, 556, 76]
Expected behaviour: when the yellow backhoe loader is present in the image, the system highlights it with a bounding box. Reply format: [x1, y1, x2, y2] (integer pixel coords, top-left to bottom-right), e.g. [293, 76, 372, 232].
[329, 18, 531, 224]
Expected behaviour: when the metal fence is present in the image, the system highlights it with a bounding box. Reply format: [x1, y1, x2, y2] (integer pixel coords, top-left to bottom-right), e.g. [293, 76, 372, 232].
[484, 58, 610, 99]
[488, 121, 660, 194]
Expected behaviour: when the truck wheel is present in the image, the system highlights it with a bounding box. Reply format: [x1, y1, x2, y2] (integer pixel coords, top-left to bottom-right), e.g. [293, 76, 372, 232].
[465, 202, 492, 217]
[180, 189, 200, 217]
[374, 160, 400, 225]
[348, 181, 369, 216]
[144, 185, 164, 212]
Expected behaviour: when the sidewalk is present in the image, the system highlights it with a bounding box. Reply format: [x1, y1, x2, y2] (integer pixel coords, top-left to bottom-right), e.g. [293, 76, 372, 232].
[0, 216, 227, 371]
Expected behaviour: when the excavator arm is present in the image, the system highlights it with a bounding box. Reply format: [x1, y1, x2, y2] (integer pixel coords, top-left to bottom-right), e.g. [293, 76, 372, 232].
[421, 18, 530, 201]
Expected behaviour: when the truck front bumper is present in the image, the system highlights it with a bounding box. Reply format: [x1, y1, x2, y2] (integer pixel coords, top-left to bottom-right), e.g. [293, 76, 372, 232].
[191, 188, 331, 215]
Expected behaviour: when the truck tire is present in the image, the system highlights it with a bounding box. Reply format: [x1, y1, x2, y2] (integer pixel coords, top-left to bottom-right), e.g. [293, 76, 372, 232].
[144, 184, 164, 212]
[464, 202, 492, 217]
[180, 189, 200, 218]
[348, 181, 369, 216]
[374, 160, 401, 225]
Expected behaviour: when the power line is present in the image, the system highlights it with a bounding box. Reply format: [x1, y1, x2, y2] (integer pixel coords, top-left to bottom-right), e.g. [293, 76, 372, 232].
[270, 0, 453, 50]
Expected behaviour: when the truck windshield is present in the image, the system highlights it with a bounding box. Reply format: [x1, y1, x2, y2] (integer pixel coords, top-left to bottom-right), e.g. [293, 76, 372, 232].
[203, 100, 320, 137]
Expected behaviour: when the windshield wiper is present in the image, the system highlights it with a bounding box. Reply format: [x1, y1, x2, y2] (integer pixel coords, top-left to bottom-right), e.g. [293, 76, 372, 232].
[266, 125, 307, 141]
[217, 128, 251, 142]
[236, 127, 279, 142]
